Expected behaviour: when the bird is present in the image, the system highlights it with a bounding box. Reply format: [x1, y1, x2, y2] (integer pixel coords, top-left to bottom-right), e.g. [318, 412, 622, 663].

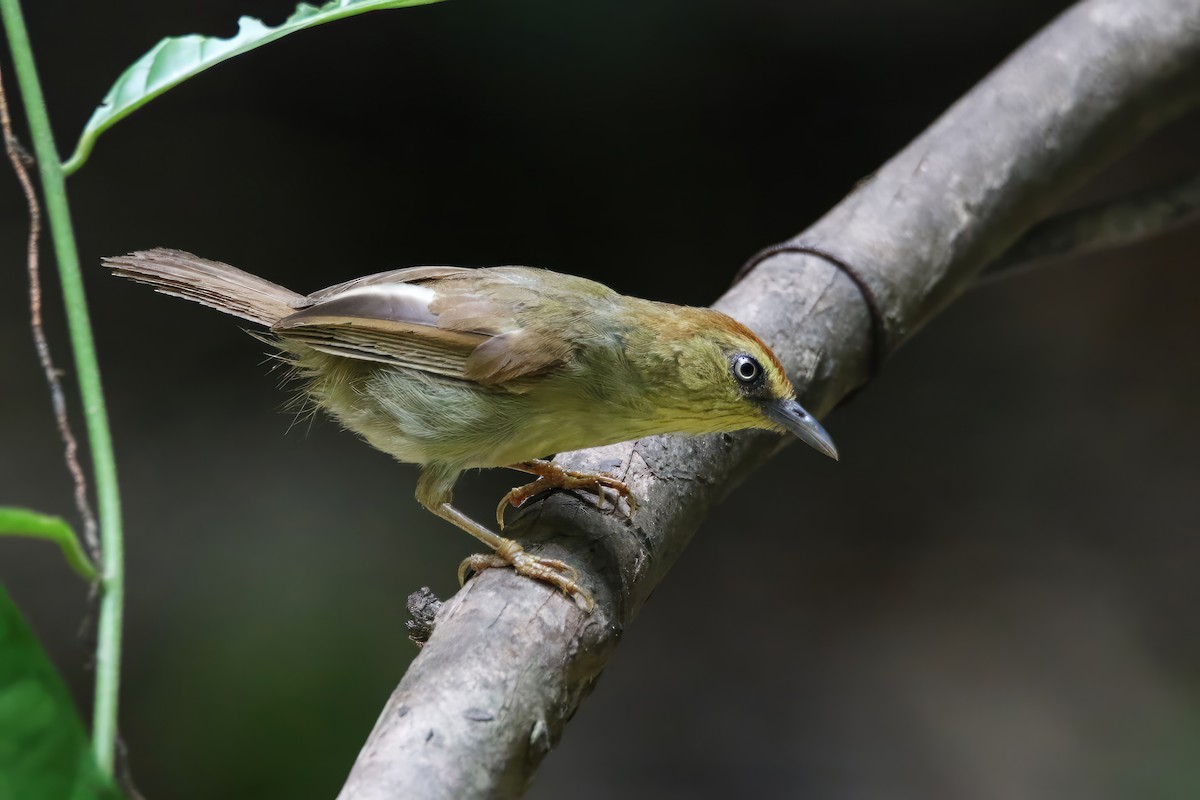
[103, 249, 838, 611]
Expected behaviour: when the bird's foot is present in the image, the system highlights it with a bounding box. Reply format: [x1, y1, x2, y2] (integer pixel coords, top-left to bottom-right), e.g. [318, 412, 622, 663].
[496, 460, 637, 528]
[458, 539, 594, 612]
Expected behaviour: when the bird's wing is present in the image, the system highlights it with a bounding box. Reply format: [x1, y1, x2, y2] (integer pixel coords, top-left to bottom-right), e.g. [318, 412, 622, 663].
[303, 266, 471, 303]
[272, 266, 588, 385]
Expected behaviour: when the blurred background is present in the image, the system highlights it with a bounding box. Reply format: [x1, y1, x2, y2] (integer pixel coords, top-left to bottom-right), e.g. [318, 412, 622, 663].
[2, 1, 1199, 797]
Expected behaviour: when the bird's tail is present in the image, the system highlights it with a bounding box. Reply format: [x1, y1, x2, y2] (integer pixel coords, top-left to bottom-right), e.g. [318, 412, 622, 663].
[103, 248, 303, 327]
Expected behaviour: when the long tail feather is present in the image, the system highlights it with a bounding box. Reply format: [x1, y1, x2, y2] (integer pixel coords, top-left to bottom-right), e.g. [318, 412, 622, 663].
[103, 248, 303, 327]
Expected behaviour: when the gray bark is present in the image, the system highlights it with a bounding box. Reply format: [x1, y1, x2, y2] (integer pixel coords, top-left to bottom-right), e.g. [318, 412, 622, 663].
[336, 1, 1200, 797]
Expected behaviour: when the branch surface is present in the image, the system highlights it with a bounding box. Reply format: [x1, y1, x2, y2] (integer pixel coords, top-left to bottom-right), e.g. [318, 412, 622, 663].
[337, 1, 1200, 797]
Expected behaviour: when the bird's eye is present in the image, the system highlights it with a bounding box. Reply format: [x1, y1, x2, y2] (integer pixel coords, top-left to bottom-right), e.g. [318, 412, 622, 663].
[732, 354, 763, 385]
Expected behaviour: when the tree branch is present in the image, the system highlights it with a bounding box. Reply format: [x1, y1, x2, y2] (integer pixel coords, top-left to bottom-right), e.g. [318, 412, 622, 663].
[979, 169, 1200, 282]
[337, 1, 1200, 797]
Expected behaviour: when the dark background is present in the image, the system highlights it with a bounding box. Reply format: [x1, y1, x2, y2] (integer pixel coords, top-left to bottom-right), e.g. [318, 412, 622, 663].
[3, 1, 1199, 798]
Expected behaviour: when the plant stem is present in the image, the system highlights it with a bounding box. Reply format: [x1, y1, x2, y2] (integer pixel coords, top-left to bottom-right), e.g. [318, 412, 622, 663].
[0, 0, 124, 776]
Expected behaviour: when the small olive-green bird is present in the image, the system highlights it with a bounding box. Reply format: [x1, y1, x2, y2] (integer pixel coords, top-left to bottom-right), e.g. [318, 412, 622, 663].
[105, 249, 837, 610]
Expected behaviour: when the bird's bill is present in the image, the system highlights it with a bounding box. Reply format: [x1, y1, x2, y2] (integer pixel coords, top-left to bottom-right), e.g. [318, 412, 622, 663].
[765, 398, 839, 460]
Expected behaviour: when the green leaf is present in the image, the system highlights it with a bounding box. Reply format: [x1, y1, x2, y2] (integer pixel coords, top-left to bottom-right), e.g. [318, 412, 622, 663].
[0, 586, 123, 799]
[0, 507, 98, 583]
[62, 0, 444, 174]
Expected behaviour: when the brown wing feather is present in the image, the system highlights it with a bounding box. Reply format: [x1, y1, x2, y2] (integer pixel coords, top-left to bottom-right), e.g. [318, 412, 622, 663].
[463, 329, 572, 384]
[273, 268, 548, 384]
[429, 267, 607, 384]
[277, 324, 484, 378]
[274, 265, 594, 386]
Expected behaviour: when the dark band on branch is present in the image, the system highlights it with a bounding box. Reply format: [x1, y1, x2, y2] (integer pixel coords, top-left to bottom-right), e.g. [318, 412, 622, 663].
[734, 241, 888, 378]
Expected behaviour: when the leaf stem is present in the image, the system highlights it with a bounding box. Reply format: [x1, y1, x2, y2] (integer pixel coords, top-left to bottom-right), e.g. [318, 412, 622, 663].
[0, 0, 125, 777]
[0, 507, 99, 583]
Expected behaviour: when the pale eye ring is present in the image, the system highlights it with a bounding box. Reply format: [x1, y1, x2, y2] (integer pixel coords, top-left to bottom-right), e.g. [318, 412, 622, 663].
[732, 354, 763, 385]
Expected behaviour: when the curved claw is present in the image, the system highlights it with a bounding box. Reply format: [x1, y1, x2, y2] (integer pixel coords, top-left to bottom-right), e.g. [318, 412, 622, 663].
[496, 465, 638, 529]
[494, 478, 549, 529]
[458, 549, 592, 612]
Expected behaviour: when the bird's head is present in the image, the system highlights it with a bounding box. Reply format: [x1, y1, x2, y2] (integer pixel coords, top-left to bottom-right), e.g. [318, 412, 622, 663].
[639, 306, 839, 460]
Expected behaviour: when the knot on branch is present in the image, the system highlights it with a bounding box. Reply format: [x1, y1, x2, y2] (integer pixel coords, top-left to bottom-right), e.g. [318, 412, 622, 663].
[405, 587, 444, 647]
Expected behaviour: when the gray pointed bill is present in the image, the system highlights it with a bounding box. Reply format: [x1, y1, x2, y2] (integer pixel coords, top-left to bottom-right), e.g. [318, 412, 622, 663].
[765, 398, 839, 460]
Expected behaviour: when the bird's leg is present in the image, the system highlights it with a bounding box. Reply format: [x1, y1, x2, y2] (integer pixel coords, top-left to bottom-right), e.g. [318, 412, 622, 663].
[496, 458, 637, 529]
[416, 467, 594, 612]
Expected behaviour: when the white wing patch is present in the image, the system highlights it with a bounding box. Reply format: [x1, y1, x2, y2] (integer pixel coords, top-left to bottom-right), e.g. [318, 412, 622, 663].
[334, 283, 437, 303]
[280, 281, 441, 328]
